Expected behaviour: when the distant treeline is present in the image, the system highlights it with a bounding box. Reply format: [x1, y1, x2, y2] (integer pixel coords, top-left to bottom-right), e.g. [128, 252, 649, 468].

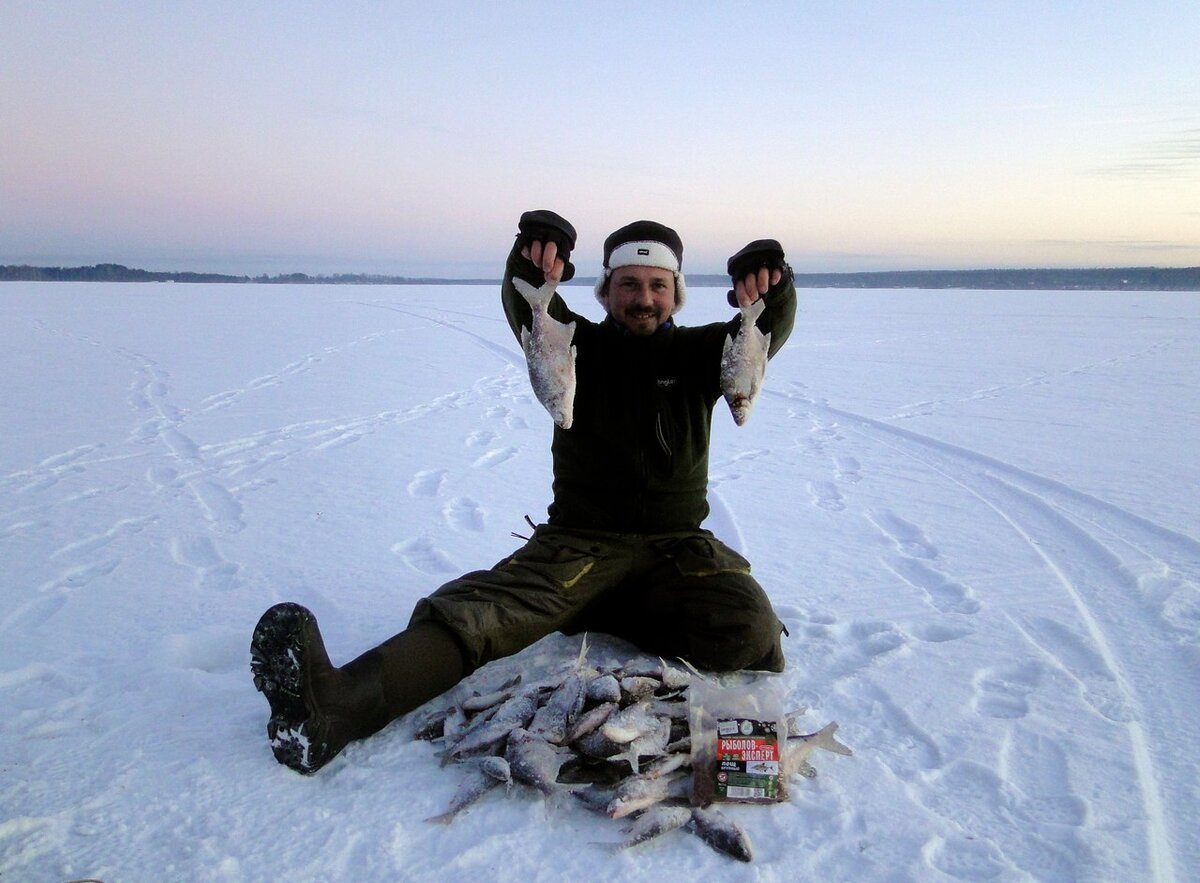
[0, 263, 493, 285]
[3, 262, 1199, 290]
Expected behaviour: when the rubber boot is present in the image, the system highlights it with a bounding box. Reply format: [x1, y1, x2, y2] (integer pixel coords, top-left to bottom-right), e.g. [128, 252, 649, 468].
[250, 602, 464, 774]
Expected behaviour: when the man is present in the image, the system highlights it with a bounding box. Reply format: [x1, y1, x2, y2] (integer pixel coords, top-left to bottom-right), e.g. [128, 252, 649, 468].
[250, 210, 797, 774]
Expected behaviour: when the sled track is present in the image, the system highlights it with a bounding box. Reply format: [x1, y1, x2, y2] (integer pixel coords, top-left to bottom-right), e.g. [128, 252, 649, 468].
[778, 393, 1198, 883]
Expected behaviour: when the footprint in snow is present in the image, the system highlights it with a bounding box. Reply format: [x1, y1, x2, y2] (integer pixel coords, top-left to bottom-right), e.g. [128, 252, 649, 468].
[464, 430, 497, 448]
[884, 555, 981, 615]
[147, 464, 181, 493]
[1002, 726, 1088, 827]
[970, 660, 1042, 719]
[155, 627, 246, 674]
[473, 447, 518, 469]
[906, 621, 973, 643]
[392, 537, 458, 575]
[834, 456, 862, 483]
[170, 535, 239, 591]
[808, 480, 845, 512]
[917, 760, 1086, 878]
[869, 508, 937, 559]
[443, 497, 485, 532]
[1012, 616, 1133, 723]
[407, 470, 446, 498]
[923, 834, 1011, 881]
[846, 682, 943, 777]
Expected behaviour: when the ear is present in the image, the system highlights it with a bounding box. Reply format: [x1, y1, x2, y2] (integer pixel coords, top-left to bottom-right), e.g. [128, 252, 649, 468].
[593, 272, 611, 305]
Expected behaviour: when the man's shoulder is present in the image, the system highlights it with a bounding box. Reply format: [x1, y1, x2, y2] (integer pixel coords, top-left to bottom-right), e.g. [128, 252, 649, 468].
[672, 320, 732, 346]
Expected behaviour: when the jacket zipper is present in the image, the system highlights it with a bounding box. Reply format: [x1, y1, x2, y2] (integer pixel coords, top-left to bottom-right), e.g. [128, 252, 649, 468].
[655, 411, 672, 458]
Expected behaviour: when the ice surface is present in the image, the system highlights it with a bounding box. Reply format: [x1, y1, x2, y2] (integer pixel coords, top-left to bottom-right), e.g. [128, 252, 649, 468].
[1, 282, 1198, 881]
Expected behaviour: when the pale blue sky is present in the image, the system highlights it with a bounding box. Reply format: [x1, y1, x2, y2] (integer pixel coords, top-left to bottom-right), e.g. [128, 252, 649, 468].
[2, 1, 1198, 276]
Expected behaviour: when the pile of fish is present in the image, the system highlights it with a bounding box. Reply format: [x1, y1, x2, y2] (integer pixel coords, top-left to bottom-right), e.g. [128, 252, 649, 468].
[411, 640, 851, 863]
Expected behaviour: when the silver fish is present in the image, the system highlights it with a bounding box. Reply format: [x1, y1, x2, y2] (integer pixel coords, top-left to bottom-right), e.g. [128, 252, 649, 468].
[784, 706, 811, 735]
[564, 701, 618, 744]
[617, 805, 693, 849]
[719, 297, 771, 426]
[783, 721, 852, 778]
[513, 277, 576, 429]
[641, 751, 690, 780]
[446, 689, 539, 760]
[505, 728, 568, 796]
[606, 772, 686, 819]
[659, 659, 692, 692]
[479, 755, 513, 787]
[585, 672, 621, 704]
[425, 763, 503, 824]
[688, 806, 754, 862]
[529, 638, 590, 744]
[413, 707, 451, 741]
[601, 702, 662, 744]
[618, 676, 660, 701]
[460, 674, 523, 713]
[621, 717, 671, 774]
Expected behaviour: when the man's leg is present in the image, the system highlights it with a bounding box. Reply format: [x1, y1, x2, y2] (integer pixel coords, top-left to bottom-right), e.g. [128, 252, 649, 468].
[251, 603, 466, 774]
[408, 525, 633, 671]
[251, 526, 632, 773]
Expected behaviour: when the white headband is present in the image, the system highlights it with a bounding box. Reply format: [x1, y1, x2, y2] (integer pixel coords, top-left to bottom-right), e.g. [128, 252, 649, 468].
[605, 240, 681, 273]
[593, 240, 688, 314]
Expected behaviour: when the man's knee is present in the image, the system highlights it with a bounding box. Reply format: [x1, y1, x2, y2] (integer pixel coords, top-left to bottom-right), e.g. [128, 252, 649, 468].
[687, 599, 786, 672]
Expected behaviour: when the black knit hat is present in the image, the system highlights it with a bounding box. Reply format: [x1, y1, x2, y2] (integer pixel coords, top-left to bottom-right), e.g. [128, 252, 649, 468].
[595, 220, 688, 312]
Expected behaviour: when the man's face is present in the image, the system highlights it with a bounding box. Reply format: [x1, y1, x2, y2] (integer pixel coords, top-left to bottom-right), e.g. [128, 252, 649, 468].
[601, 265, 676, 336]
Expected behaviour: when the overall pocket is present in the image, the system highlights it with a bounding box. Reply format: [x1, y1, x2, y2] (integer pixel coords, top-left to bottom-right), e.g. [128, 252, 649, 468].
[499, 528, 600, 590]
[660, 534, 753, 579]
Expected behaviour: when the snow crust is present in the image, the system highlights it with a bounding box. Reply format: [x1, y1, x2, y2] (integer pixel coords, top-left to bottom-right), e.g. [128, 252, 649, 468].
[2, 282, 1198, 881]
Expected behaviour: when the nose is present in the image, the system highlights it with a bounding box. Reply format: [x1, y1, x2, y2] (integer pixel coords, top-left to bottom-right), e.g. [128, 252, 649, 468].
[631, 282, 654, 303]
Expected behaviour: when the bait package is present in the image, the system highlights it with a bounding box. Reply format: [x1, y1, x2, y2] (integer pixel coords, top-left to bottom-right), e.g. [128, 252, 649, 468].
[689, 673, 787, 805]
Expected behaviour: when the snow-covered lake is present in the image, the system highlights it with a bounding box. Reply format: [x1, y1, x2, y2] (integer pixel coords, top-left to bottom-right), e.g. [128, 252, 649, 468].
[2, 281, 1197, 881]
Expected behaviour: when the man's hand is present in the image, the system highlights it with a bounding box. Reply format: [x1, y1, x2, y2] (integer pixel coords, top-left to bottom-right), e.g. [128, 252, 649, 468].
[517, 210, 575, 283]
[520, 240, 566, 285]
[727, 238, 788, 308]
[733, 266, 783, 307]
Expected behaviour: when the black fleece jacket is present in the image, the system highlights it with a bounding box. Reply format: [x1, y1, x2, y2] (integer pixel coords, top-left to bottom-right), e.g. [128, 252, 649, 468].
[501, 244, 796, 533]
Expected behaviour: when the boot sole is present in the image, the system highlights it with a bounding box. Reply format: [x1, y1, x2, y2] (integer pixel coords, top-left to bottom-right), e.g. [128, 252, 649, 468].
[250, 602, 321, 773]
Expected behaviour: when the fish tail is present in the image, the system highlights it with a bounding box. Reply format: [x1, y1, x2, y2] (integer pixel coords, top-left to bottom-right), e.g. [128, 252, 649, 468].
[812, 722, 854, 756]
[512, 276, 555, 308]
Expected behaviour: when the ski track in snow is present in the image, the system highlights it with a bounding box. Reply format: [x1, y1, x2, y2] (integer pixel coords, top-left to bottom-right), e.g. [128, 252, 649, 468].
[3, 287, 1197, 881]
[766, 386, 1198, 882]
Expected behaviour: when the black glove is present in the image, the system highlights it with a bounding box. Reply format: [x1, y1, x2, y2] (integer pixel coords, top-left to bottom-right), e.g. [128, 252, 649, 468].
[726, 239, 790, 307]
[516, 210, 577, 282]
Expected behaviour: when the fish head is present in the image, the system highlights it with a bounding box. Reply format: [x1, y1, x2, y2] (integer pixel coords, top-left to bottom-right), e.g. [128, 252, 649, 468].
[727, 393, 753, 426]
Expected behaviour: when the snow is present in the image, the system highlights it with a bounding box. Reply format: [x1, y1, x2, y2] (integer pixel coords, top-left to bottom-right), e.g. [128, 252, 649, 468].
[2, 281, 1198, 881]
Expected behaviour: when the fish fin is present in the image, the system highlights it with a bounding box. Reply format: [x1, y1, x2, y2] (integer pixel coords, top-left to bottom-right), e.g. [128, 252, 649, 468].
[812, 721, 854, 756]
[424, 811, 457, 825]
